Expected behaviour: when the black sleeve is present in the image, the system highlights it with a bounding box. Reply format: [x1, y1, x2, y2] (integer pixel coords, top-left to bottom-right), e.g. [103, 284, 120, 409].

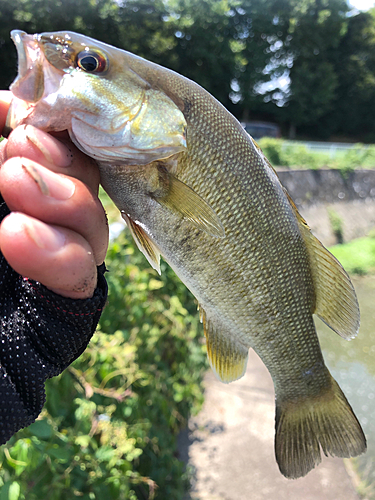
[0, 196, 108, 445]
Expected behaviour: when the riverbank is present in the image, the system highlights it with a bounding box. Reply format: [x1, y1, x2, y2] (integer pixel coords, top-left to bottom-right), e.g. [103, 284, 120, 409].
[277, 169, 375, 247]
[177, 349, 362, 500]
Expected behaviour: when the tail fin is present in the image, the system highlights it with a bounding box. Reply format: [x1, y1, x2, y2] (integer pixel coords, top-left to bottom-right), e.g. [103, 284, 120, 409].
[275, 373, 366, 479]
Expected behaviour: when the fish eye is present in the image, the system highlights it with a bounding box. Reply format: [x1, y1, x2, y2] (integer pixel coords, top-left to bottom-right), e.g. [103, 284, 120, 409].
[76, 50, 107, 73]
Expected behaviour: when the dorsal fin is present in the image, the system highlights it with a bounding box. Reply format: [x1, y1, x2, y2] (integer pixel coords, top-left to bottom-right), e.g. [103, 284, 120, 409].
[284, 189, 360, 339]
[199, 305, 248, 383]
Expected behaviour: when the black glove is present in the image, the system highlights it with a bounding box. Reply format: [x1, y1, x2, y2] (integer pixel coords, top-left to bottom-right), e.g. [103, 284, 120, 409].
[0, 195, 108, 444]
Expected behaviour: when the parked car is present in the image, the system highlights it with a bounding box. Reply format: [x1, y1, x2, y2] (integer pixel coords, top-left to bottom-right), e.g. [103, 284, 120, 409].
[241, 121, 281, 140]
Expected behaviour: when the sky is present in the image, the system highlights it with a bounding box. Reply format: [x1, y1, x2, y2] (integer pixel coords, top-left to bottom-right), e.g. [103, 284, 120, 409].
[349, 0, 375, 10]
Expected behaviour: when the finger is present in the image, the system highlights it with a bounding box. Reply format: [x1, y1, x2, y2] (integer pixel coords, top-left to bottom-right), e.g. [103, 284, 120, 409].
[4, 125, 100, 194]
[0, 157, 108, 265]
[0, 91, 12, 132]
[0, 212, 98, 299]
[0, 92, 12, 165]
[5, 124, 73, 168]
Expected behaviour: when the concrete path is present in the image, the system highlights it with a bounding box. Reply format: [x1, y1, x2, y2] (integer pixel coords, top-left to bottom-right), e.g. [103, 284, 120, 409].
[177, 349, 360, 500]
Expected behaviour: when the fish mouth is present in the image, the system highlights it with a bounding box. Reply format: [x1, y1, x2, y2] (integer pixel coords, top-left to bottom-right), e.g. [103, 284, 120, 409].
[4, 30, 47, 135]
[11, 30, 29, 78]
[10, 30, 45, 103]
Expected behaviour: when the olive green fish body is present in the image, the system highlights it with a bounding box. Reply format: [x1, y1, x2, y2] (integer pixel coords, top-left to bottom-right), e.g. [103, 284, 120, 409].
[8, 30, 366, 478]
[99, 71, 325, 395]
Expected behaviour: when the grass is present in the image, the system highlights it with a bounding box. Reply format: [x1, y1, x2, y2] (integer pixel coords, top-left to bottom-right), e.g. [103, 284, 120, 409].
[258, 137, 375, 172]
[329, 232, 375, 276]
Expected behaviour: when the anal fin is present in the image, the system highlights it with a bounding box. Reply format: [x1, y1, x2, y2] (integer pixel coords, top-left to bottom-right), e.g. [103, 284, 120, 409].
[200, 305, 248, 383]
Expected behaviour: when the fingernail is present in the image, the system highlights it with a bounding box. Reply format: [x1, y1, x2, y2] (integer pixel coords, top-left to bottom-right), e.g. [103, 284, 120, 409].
[22, 159, 75, 200]
[24, 218, 66, 251]
[25, 125, 72, 167]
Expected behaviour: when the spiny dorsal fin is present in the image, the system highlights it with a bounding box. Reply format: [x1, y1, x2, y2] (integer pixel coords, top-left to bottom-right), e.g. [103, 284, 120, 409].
[122, 213, 161, 274]
[200, 305, 248, 383]
[284, 189, 360, 339]
[152, 170, 225, 238]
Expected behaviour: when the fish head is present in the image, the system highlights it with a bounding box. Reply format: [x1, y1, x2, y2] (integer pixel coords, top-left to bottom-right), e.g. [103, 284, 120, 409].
[8, 30, 187, 164]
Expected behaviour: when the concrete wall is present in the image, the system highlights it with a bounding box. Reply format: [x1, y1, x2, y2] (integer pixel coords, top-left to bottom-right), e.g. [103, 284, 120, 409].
[277, 169, 375, 246]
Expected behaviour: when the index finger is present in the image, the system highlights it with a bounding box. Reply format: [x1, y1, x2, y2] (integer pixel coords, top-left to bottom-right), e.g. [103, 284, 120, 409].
[0, 91, 12, 134]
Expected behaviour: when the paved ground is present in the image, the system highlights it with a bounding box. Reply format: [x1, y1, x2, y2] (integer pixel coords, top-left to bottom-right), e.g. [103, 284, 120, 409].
[177, 349, 360, 500]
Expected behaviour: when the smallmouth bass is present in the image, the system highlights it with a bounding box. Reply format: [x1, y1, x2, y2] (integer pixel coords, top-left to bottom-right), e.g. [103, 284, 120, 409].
[7, 30, 366, 478]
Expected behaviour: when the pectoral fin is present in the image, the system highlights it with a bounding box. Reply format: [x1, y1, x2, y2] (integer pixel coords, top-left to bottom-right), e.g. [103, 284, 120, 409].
[122, 213, 161, 274]
[200, 305, 248, 383]
[152, 169, 225, 238]
[285, 190, 360, 339]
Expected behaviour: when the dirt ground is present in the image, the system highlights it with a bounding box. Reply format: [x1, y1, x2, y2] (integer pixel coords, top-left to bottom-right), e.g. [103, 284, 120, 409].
[177, 349, 361, 500]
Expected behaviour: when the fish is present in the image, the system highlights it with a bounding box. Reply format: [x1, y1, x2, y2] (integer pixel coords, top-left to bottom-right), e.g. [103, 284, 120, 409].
[7, 29, 366, 479]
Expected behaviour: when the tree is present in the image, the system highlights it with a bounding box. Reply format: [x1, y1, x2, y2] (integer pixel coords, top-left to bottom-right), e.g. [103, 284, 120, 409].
[276, 0, 349, 138]
[0, 0, 125, 89]
[0, 0, 285, 121]
[226, 0, 293, 119]
[2, 0, 375, 141]
[158, 0, 237, 111]
[329, 10, 375, 141]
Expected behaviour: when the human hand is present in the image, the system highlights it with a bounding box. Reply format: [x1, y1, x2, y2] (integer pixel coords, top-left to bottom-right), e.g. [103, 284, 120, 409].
[0, 90, 108, 299]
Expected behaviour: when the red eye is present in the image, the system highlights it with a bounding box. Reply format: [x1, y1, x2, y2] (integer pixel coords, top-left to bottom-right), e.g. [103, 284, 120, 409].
[76, 51, 107, 73]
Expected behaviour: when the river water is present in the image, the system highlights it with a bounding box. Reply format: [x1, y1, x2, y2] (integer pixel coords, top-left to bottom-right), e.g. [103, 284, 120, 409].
[317, 276, 375, 497]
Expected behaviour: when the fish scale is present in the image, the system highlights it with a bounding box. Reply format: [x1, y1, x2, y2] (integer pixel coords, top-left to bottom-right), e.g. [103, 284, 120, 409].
[7, 29, 366, 479]
[147, 100, 327, 394]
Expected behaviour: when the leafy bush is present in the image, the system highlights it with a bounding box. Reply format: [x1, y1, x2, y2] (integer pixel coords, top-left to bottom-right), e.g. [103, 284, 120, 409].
[0, 230, 207, 499]
[327, 207, 344, 244]
[282, 143, 320, 169]
[257, 137, 319, 168]
[257, 138, 375, 171]
[255, 137, 284, 166]
[339, 144, 375, 177]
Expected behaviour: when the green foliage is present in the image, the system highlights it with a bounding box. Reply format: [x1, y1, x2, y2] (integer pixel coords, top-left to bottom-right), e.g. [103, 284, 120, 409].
[0, 230, 207, 499]
[2, 0, 375, 140]
[257, 138, 375, 170]
[327, 207, 343, 244]
[329, 233, 375, 276]
[257, 137, 322, 169]
[339, 145, 375, 173]
[281, 143, 320, 169]
[327, 11, 375, 141]
[256, 138, 284, 166]
[281, 0, 349, 129]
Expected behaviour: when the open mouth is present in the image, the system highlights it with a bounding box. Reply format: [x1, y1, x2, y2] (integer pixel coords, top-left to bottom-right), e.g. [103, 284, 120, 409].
[11, 30, 28, 78]
[10, 30, 45, 103]
[3, 30, 46, 136]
